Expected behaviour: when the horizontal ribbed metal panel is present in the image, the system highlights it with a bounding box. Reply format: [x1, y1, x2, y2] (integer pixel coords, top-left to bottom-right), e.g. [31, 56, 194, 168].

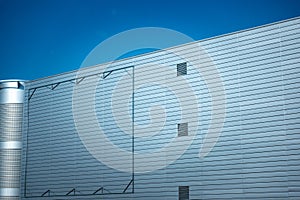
[21, 17, 300, 199]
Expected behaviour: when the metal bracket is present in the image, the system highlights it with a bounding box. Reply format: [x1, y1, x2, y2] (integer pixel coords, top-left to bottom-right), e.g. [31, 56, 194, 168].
[41, 189, 50, 197]
[76, 77, 85, 85]
[93, 187, 103, 195]
[66, 188, 76, 196]
[103, 71, 112, 79]
[28, 88, 36, 100]
[51, 83, 60, 90]
[123, 179, 134, 193]
[93, 187, 111, 194]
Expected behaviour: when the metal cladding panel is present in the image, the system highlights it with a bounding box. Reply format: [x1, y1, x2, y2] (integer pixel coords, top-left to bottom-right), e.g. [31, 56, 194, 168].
[22, 67, 134, 198]
[21, 17, 300, 199]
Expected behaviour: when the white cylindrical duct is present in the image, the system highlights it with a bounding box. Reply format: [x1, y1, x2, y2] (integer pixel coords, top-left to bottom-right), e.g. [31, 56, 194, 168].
[0, 80, 25, 200]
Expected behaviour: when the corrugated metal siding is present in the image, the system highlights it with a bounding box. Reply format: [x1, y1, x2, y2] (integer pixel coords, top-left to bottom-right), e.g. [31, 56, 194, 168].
[21, 17, 300, 199]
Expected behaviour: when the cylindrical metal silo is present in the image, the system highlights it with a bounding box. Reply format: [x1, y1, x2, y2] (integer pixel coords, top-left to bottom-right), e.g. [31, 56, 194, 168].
[0, 80, 25, 200]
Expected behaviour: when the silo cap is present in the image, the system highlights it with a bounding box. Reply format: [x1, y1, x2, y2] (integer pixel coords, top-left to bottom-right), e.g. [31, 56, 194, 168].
[0, 80, 26, 89]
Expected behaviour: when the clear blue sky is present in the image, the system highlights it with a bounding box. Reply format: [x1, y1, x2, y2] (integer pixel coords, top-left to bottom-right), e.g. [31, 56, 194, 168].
[1, 0, 300, 80]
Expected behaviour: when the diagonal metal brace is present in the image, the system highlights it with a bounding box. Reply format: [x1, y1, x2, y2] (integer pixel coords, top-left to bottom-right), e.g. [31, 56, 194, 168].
[28, 88, 36, 100]
[103, 71, 112, 79]
[66, 188, 75, 196]
[51, 83, 60, 90]
[41, 189, 50, 197]
[93, 187, 103, 194]
[76, 77, 85, 85]
[123, 179, 133, 193]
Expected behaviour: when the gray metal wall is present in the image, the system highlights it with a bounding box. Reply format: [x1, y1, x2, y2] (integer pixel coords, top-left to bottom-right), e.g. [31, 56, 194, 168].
[21, 17, 300, 199]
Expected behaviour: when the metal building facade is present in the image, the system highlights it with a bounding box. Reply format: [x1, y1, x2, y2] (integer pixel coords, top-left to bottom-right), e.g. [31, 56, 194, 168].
[20, 17, 300, 199]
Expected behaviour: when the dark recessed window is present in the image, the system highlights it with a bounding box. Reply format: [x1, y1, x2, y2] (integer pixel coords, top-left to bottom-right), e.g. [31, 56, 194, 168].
[177, 62, 187, 76]
[178, 123, 188, 137]
[179, 186, 189, 200]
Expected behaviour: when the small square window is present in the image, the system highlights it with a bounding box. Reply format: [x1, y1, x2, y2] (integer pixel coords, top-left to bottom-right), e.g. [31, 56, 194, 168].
[178, 123, 188, 137]
[177, 62, 187, 76]
[179, 186, 189, 200]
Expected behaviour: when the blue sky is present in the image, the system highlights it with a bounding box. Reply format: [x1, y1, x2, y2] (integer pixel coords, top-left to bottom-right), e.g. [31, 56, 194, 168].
[0, 0, 300, 80]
